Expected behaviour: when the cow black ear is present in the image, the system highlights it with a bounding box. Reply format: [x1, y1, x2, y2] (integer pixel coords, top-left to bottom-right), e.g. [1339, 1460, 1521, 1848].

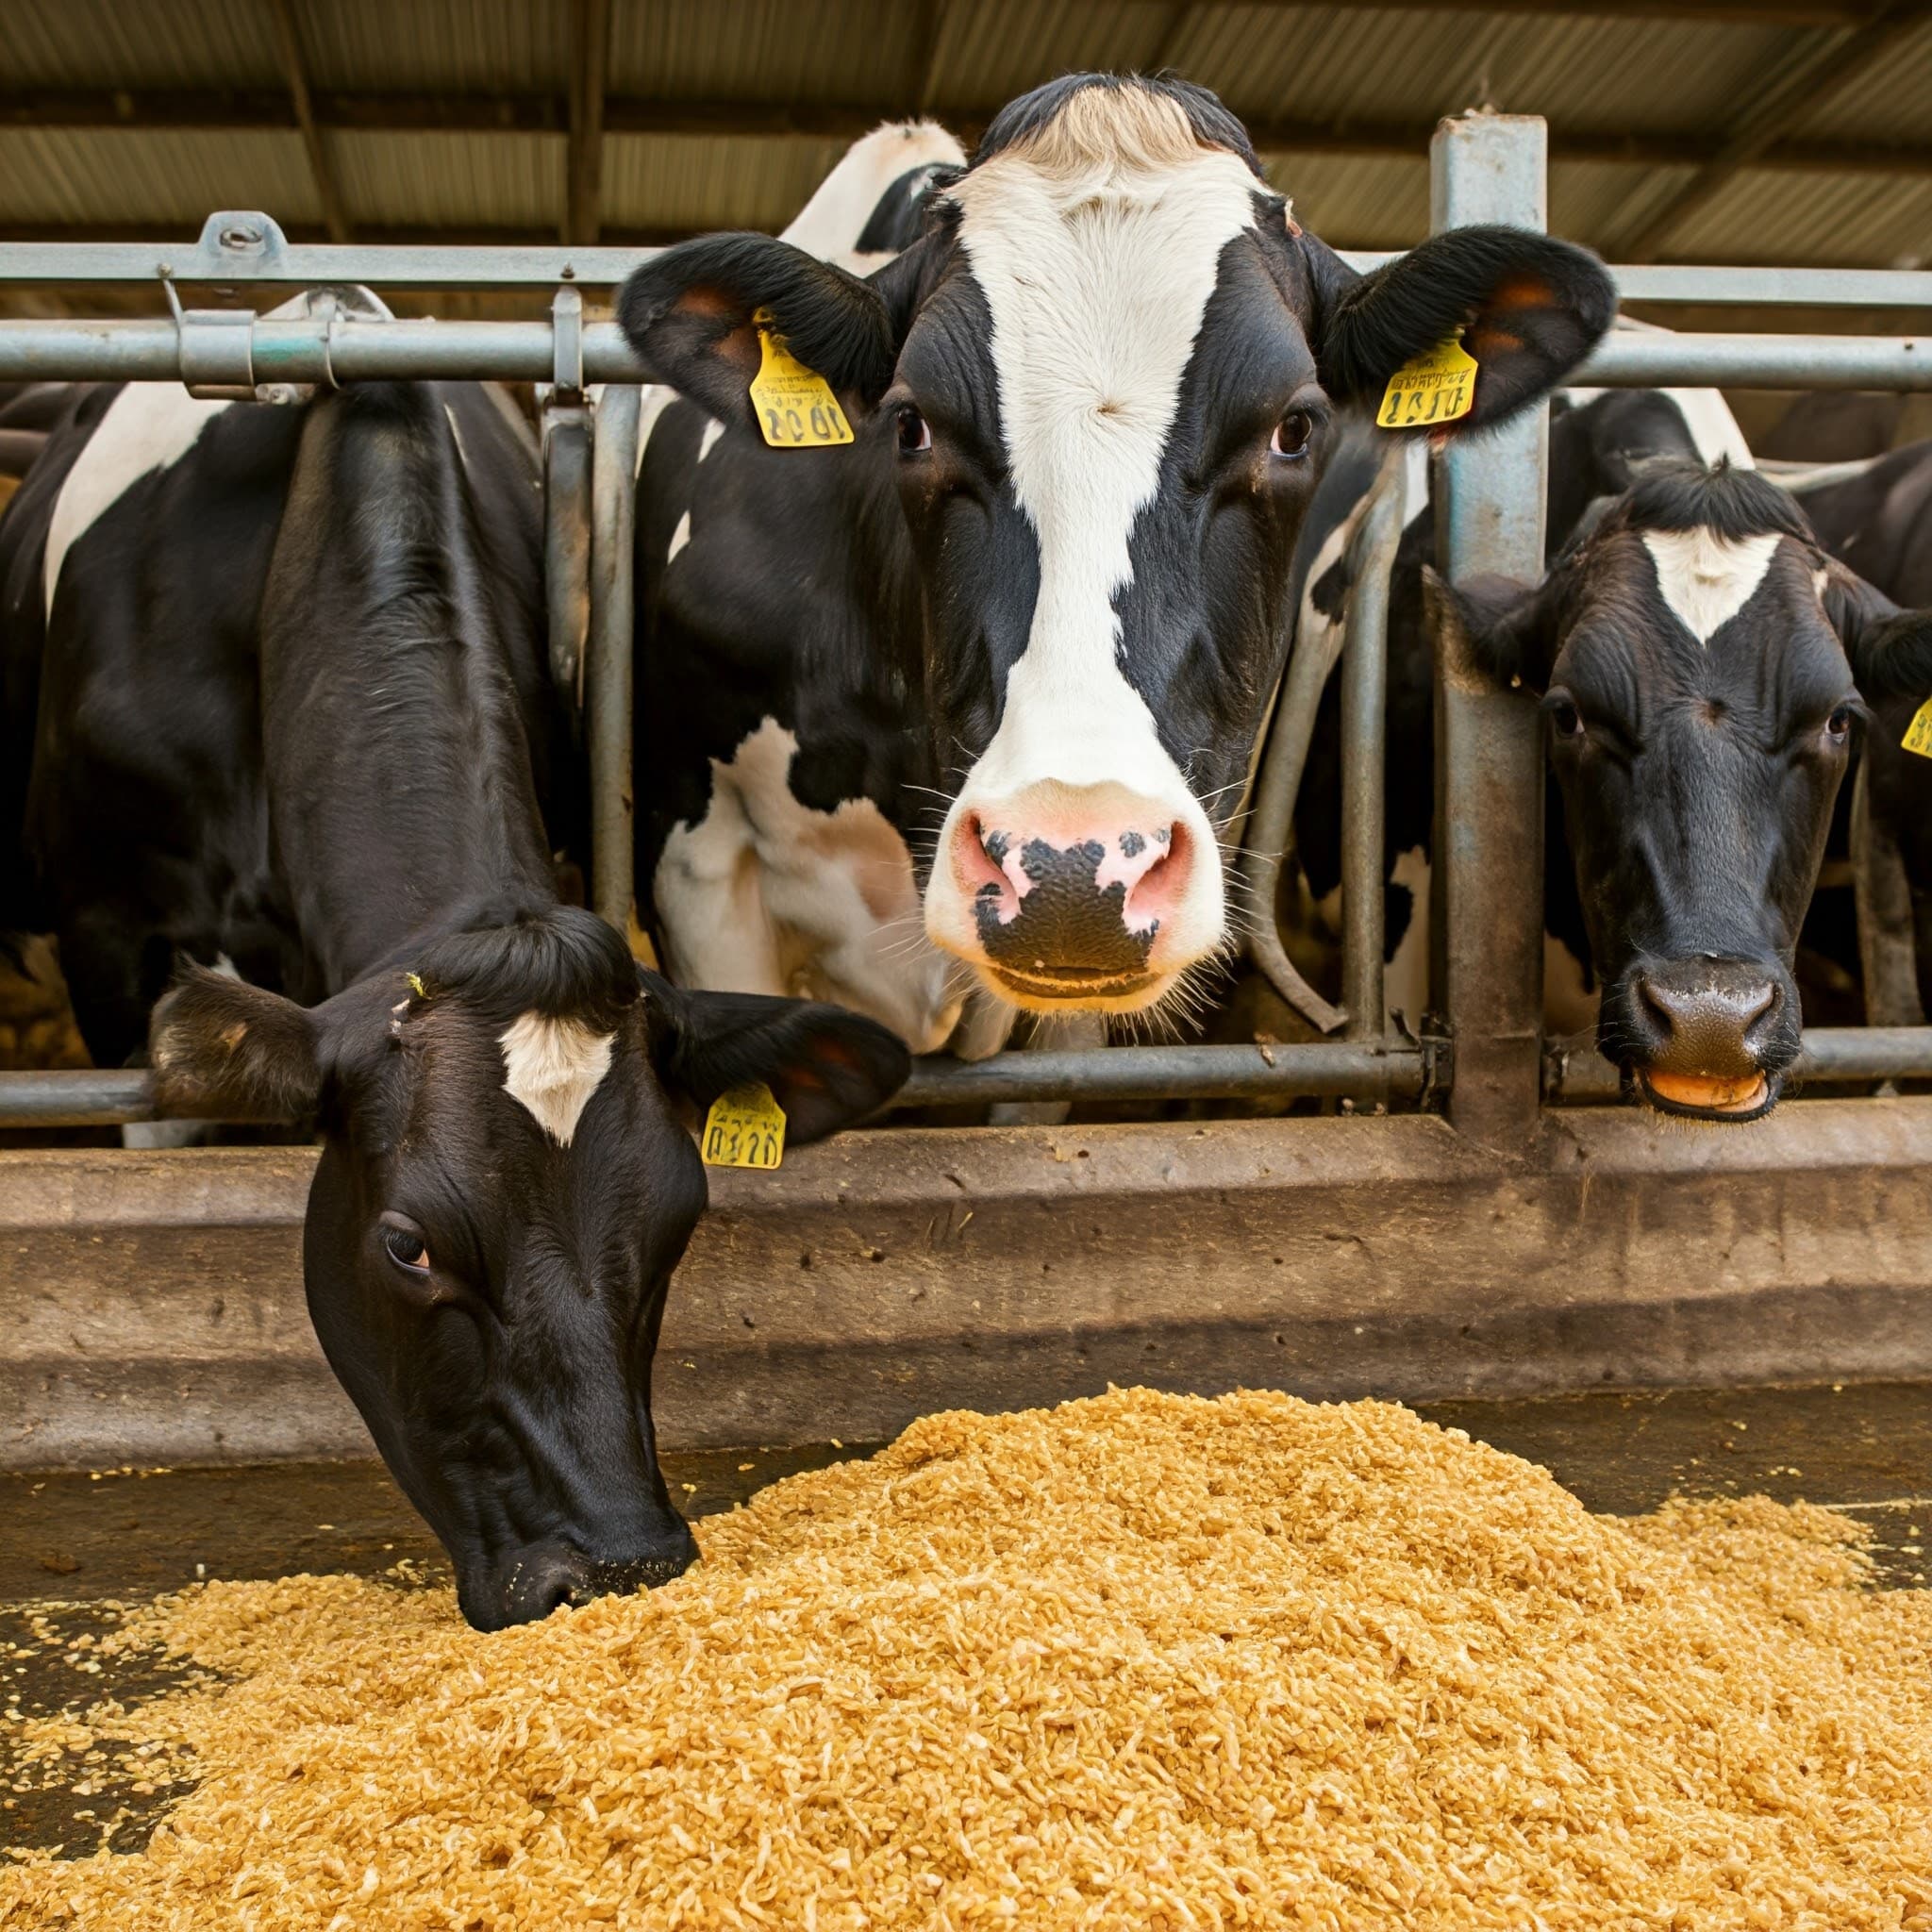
[641, 971, 910, 1144]
[148, 968, 324, 1122]
[1828, 562, 1932, 701]
[1312, 225, 1615, 435]
[1424, 563, 1557, 694]
[616, 234, 900, 430]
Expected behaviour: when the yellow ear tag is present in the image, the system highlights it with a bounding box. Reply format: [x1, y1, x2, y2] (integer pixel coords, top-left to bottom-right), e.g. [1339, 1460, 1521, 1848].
[702, 1082, 788, 1170]
[749, 308, 854, 449]
[1377, 335, 1479, 431]
[1902, 697, 1932, 759]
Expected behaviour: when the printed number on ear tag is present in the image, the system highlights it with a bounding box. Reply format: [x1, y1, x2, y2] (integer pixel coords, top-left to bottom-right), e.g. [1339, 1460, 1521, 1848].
[749, 308, 854, 450]
[1902, 697, 1932, 760]
[702, 1083, 788, 1170]
[1376, 335, 1479, 431]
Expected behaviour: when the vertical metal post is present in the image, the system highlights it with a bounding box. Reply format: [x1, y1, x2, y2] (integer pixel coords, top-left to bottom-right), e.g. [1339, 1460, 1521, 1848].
[542, 288, 591, 717]
[588, 380, 641, 936]
[1340, 450, 1404, 1046]
[1430, 114, 1549, 1145]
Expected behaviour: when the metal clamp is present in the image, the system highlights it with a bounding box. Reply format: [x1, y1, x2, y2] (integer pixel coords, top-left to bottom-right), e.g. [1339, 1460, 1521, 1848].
[160, 272, 258, 399]
[551, 287, 585, 400]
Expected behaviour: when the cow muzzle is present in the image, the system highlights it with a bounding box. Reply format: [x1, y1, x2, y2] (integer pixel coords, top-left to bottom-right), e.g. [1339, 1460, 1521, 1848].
[925, 781, 1222, 1010]
[475, 1524, 700, 1630]
[1610, 954, 1795, 1123]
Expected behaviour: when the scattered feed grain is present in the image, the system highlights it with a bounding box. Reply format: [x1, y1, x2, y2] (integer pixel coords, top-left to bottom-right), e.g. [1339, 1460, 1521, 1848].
[4, 1387, 1929, 1928]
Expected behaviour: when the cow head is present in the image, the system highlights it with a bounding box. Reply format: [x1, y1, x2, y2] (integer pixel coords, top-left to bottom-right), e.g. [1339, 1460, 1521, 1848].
[148, 908, 906, 1628]
[618, 73, 1615, 1020]
[1440, 460, 1932, 1122]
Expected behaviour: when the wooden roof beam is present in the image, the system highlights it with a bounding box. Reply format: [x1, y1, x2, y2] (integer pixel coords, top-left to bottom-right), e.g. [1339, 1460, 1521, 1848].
[565, 0, 611, 246]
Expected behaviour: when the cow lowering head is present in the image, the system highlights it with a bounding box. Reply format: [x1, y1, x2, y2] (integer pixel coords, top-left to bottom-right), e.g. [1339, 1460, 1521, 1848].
[148, 909, 906, 1628]
[618, 73, 1615, 1019]
[1439, 460, 1932, 1122]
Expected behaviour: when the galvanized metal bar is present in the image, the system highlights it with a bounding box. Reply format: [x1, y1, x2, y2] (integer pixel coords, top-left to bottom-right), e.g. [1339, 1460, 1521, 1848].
[1430, 113, 1550, 1149]
[4, 314, 1927, 392]
[892, 1042, 1428, 1109]
[1577, 332, 1932, 389]
[1607, 263, 1932, 308]
[542, 408, 591, 716]
[588, 381, 641, 934]
[1546, 1028, 1932, 1103]
[1340, 450, 1404, 1045]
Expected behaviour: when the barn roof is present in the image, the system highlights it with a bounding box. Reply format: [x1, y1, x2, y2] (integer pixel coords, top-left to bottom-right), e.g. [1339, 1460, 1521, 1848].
[3, 0, 1927, 285]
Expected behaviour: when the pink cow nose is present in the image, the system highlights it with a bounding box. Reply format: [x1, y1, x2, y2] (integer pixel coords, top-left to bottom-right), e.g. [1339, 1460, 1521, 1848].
[948, 805, 1194, 998]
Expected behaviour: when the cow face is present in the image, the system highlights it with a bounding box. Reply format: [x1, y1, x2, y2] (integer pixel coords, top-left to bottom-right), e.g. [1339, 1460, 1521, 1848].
[619, 73, 1615, 1020]
[148, 910, 907, 1629]
[1444, 461, 1932, 1123]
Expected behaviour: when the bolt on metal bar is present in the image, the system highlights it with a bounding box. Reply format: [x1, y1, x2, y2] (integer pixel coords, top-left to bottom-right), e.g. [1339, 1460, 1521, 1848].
[1340, 449, 1405, 1048]
[1431, 112, 1550, 1149]
[588, 382, 641, 935]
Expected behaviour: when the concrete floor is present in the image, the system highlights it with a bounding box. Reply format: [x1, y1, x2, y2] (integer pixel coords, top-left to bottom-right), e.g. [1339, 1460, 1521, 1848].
[6, 1380, 1928, 1858]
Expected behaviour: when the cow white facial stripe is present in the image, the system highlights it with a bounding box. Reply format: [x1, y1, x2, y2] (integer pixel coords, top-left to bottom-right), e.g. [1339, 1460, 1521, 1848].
[45, 385, 235, 620]
[498, 1011, 614, 1146]
[951, 141, 1260, 793]
[1641, 528, 1782, 643]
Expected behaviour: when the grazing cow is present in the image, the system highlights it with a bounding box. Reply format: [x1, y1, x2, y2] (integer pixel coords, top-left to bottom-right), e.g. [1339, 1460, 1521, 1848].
[0, 362, 907, 1629]
[619, 73, 1615, 1042]
[1435, 459, 1932, 1119]
[631, 121, 972, 1054]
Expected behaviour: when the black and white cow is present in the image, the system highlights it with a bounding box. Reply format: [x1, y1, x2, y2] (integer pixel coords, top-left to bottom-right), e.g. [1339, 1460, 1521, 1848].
[1293, 379, 1757, 1039]
[620, 73, 1615, 1048]
[631, 121, 972, 1054]
[0, 352, 906, 1629]
[1435, 459, 1932, 1118]
[1790, 438, 1932, 1014]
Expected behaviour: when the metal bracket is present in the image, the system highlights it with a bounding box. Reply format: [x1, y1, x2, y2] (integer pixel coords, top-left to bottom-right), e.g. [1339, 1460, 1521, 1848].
[159, 273, 258, 399]
[551, 287, 585, 401]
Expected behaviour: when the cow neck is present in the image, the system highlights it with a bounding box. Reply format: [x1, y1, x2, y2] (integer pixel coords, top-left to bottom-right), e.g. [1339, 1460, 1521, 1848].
[261, 391, 558, 995]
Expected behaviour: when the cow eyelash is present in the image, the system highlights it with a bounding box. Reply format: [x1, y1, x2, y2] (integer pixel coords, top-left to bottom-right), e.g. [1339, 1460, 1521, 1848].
[379, 1212, 432, 1275]
[896, 405, 932, 456]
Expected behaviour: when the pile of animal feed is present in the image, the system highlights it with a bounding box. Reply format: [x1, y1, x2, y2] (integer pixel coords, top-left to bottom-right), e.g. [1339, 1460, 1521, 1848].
[4, 1387, 1930, 1929]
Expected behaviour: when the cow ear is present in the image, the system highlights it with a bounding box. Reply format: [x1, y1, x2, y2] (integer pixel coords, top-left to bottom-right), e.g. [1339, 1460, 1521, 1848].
[1309, 225, 1615, 435]
[616, 233, 900, 430]
[148, 968, 324, 1122]
[1424, 563, 1560, 695]
[641, 972, 910, 1144]
[1826, 562, 1932, 701]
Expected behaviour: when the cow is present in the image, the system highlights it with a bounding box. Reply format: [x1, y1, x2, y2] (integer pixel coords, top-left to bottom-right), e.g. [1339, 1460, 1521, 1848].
[630, 120, 974, 1055]
[617, 72, 1617, 1053]
[0, 352, 907, 1629]
[1291, 379, 1757, 1041]
[1789, 439, 1932, 1017]
[1430, 458, 1932, 1119]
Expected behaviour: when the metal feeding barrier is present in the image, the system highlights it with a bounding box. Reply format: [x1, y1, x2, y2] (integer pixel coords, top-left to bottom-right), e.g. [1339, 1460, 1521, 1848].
[2, 123, 1932, 1131]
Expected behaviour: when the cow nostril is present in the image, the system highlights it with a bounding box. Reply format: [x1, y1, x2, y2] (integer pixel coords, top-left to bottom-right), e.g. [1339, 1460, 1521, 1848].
[1741, 979, 1779, 1032]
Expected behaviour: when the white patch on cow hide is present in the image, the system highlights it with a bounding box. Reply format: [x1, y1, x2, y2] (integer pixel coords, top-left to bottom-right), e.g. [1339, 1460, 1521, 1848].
[668, 509, 692, 563]
[498, 1012, 614, 1147]
[781, 120, 966, 273]
[1543, 931, 1600, 1039]
[655, 717, 963, 1054]
[45, 385, 236, 620]
[695, 418, 725, 464]
[1641, 527, 1782, 643]
[1384, 847, 1432, 1029]
[929, 95, 1257, 975]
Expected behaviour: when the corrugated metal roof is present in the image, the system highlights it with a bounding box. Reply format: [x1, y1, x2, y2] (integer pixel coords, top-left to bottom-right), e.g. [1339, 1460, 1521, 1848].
[1, 0, 1928, 279]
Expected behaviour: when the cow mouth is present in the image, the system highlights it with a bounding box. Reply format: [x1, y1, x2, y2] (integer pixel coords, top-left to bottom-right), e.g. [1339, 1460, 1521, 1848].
[1633, 1066, 1778, 1123]
[988, 964, 1160, 1004]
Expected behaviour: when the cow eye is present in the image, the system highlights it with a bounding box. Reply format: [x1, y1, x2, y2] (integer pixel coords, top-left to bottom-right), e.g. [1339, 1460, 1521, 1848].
[1545, 695, 1585, 740]
[1825, 704, 1853, 741]
[379, 1214, 431, 1275]
[896, 405, 931, 456]
[1271, 410, 1314, 460]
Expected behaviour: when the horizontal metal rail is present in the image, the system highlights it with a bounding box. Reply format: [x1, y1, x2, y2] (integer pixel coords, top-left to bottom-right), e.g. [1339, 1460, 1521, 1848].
[7, 318, 1924, 393]
[1545, 1027, 1932, 1103]
[3, 231, 1929, 311]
